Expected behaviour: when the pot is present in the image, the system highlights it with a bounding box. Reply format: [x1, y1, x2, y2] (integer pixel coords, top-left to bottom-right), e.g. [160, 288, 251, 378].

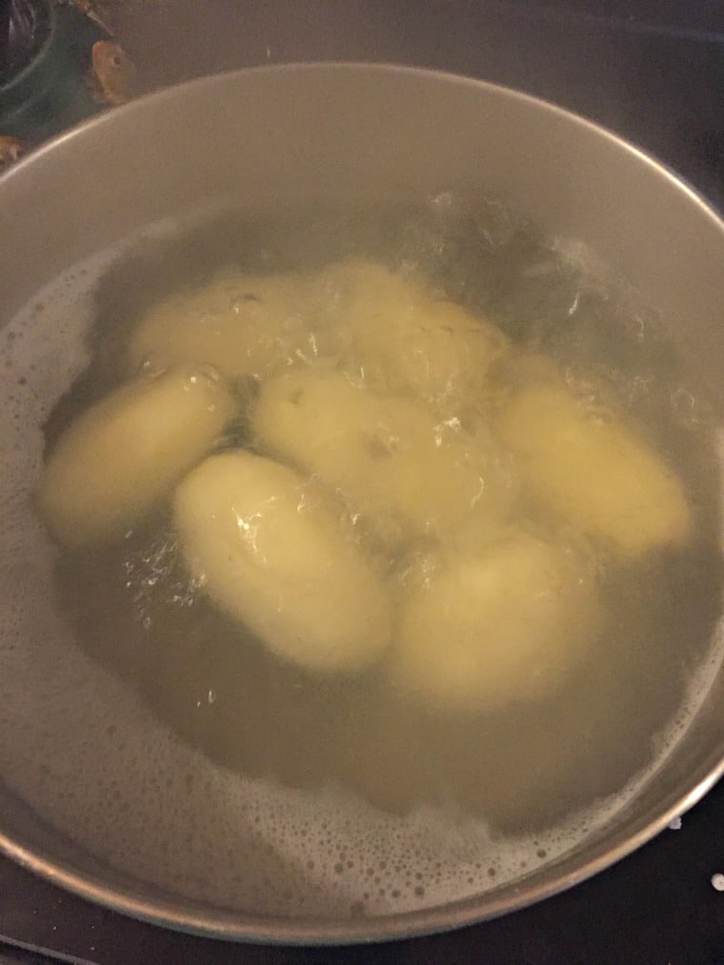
[0, 63, 722, 944]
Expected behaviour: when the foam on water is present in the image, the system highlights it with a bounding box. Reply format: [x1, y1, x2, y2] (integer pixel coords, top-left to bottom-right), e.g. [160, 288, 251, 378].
[0, 234, 721, 919]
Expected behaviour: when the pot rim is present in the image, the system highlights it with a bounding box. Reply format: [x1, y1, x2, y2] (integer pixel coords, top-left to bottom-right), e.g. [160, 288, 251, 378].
[1, 61, 723, 945]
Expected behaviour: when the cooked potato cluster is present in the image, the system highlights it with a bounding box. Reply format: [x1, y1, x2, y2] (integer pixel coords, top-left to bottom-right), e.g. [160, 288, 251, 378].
[38, 256, 691, 703]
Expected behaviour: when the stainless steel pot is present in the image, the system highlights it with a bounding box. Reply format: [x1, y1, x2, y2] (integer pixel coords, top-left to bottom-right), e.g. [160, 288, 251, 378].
[0, 63, 722, 944]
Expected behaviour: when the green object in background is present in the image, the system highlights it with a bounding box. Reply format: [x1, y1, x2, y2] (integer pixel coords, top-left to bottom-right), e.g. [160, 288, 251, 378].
[0, 0, 107, 143]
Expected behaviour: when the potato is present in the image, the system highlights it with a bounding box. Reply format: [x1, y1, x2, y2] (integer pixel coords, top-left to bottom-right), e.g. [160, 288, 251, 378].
[127, 270, 328, 380]
[389, 532, 600, 712]
[173, 451, 392, 673]
[497, 381, 691, 557]
[252, 369, 514, 547]
[38, 368, 235, 547]
[318, 258, 508, 410]
[491, 350, 562, 390]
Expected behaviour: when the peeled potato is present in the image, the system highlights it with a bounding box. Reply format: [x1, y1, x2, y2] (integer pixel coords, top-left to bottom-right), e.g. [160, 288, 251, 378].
[173, 451, 391, 673]
[38, 368, 235, 547]
[127, 270, 327, 380]
[253, 369, 513, 547]
[318, 258, 508, 410]
[389, 532, 600, 712]
[497, 381, 690, 557]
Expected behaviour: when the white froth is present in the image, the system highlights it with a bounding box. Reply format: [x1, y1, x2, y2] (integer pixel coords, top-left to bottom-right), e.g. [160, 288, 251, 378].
[0, 239, 721, 921]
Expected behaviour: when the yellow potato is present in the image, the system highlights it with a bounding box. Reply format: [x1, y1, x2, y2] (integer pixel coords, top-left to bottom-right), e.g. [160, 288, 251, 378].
[491, 350, 562, 390]
[252, 369, 513, 547]
[127, 270, 328, 380]
[389, 532, 600, 712]
[38, 368, 235, 547]
[173, 451, 392, 673]
[497, 381, 690, 557]
[318, 258, 508, 410]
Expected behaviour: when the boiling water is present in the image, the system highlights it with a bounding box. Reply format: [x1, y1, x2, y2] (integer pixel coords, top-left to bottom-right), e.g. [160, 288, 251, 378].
[0, 198, 721, 918]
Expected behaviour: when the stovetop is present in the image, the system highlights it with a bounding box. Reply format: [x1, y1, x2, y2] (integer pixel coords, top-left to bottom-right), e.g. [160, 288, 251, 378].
[1, 1, 723, 962]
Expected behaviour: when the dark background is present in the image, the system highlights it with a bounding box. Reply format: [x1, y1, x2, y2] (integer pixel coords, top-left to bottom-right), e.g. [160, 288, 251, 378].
[1, 0, 723, 961]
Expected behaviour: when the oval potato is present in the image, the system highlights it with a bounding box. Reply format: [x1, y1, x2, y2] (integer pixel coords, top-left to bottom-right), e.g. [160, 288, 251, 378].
[253, 369, 514, 547]
[318, 258, 508, 410]
[38, 368, 235, 547]
[127, 271, 328, 380]
[389, 532, 600, 712]
[497, 381, 690, 557]
[173, 451, 392, 673]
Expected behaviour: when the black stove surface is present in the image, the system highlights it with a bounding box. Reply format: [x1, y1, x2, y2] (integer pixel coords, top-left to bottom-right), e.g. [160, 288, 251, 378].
[1, 2, 723, 962]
